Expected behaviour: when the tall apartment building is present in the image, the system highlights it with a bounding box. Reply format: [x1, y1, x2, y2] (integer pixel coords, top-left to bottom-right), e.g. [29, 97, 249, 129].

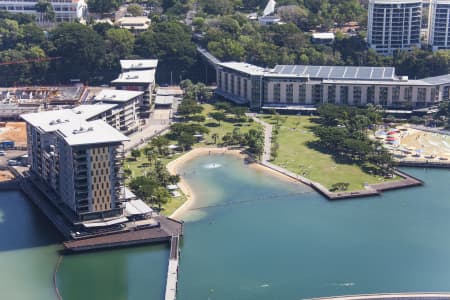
[0, 0, 88, 22]
[111, 60, 158, 118]
[368, 0, 422, 55]
[21, 109, 129, 221]
[429, 0, 450, 50]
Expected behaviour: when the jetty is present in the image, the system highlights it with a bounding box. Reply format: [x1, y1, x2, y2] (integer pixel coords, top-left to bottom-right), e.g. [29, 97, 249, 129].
[165, 235, 181, 300]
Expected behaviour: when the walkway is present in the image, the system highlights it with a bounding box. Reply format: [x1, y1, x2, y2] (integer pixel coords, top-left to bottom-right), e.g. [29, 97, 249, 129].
[250, 115, 272, 162]
[164, 235, 180, 300]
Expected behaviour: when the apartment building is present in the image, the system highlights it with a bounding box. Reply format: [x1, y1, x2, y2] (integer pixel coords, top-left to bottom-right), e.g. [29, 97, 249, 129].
[429, 0, 450, 50]
[216, 62, 450, 109]
[368, 0, 422, 54]
[111, 60, 158, 118]
[0, 0, 87, 22]
[21, 109, 129, 221]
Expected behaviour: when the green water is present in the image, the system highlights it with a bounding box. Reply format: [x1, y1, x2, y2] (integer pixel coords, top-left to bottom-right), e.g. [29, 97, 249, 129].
[2, 154, 450, 299]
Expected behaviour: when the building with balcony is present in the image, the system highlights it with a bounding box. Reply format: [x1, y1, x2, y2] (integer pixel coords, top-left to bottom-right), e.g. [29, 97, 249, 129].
[215, 62, 450, 110]
[0, 0, 87, 22]
[429, 0, 450, 50]
[111, 60, 157, 118]
[93, 89, 143, 133]
[21, 109, 129, 221]
[368, 0, 422, 55]
[116, 16, 151, 33]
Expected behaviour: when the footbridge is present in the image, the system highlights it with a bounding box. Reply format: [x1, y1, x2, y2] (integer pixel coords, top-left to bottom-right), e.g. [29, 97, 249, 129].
[164, 235, 181, 300]
[196, 46, 221, 69]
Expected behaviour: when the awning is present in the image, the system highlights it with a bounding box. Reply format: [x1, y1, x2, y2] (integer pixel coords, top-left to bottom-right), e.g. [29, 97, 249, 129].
[82, 217, 128, 228]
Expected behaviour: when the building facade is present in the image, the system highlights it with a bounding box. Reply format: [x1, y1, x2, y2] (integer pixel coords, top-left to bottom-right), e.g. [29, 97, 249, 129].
[429, 0, 450, 50]
[0, 0, 87, 22]
[22, 110, 129, 221]
[111, 60, 158, 118]
[215, 62, 450, 110]
[368, 0, 422, 55]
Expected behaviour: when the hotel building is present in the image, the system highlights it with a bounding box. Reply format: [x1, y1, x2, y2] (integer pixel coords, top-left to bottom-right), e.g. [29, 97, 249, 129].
[215, 62, 450, 110]
[368, 0, 422, 55]
[21, 109, 129, 221]
[0, 0, 88, 22]
[429, 0, 450, 50]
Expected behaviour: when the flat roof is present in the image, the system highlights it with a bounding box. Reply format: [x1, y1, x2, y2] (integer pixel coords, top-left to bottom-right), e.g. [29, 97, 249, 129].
[111, 69, 156, 84]
[322, 79, 431, 86]
[72, 104, 117, 120]
[82, 217, 128, 228]
[273, 65, 397, 81]
[312, 32, 335, 39]
[21, 109, 129, 146]
[219, 62, 267, 76]
[94, 89, 144, 103]
[155, 95, 174, 105]
[117, 16, 151, 24]
[421, 74, 450, 85]
[120, 59, 158, 70]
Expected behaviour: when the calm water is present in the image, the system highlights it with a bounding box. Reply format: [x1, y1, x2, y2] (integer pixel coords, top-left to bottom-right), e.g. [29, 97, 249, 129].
[2, 155, 450, 299]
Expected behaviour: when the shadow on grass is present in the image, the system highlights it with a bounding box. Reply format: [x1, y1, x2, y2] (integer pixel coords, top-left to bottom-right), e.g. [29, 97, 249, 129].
[204, 122, 220, 127]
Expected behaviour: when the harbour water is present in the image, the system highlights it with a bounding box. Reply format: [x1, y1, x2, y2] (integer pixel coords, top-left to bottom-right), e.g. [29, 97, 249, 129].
[1, 154, 450, 299]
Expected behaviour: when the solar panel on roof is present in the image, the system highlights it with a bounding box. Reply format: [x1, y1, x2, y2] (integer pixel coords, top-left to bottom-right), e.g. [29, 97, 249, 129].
[329, 67, 344, 78]
[346, 67, 358, 78]
[371, 68, 383, 79]
[358, 68, 372, 79]
[284, 65, 295, 74]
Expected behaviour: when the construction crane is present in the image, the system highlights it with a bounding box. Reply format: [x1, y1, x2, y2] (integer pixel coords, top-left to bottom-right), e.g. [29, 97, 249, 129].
[0, 56, 62, 66]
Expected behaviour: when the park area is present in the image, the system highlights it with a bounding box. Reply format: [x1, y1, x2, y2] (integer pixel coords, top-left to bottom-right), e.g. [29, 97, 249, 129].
[265, 115, 399, 191]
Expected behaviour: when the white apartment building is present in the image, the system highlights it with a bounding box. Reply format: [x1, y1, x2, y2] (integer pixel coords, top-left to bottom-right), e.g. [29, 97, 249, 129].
[21, 109, 129, 221]
[93, 90, 144, 133]
[429, 0, 450, 50]
[216, 62, 450, 110]
[368, 0, 422, 55]
[0, 0, 87, 22]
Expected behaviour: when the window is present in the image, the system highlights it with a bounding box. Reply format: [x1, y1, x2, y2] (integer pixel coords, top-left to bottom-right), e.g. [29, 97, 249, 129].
[273, 83, 281, 103]
[286, 84, 293, 103]
[379, 87, 388, 106]
[340, 86, 349, 105]
[328, 85, 336, 103]
[353, 86, 362, 105]
[367, 86, 375, 104]
[298, 85, 306, 104]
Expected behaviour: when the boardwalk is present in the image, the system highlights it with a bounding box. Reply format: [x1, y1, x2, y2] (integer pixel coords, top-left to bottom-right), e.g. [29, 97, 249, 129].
[165, 235, 180, 300]
[250, 115, 272, 163]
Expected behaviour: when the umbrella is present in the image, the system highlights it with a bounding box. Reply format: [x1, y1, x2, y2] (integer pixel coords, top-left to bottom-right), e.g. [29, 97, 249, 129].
[386, 137, 396, 141]
[387, 131, 396, 135]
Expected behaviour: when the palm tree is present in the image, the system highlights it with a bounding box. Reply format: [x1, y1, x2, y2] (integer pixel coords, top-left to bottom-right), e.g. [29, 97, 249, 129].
[35, 0, 55, 23]
[211, 133, 219, 144]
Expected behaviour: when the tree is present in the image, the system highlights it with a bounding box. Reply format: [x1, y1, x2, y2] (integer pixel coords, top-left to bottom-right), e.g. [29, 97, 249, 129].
[330, 182, 350, 192]
[151, 136, 170, 155]
[211, 133, 219, 144]
[131, 149, 141, 158]
[177, 99, 204, 117]
[35, 0, 55, 23]
[50, 23, 106, 81]
[87, 0, 122, 13]
[153, 186, 170, 210]
[178, 133, 196, 150]
[209, 111, 226, 125]
[127, 3, 144, 16]
[105, 28, 135, 67]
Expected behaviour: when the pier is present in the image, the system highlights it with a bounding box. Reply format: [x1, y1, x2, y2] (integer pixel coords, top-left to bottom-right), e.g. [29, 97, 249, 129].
[165, 235, 180, 300]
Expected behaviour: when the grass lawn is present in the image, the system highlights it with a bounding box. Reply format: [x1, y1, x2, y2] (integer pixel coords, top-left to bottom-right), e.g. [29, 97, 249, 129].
[265, 115, 399, 191]
[193, 103, 262, 146]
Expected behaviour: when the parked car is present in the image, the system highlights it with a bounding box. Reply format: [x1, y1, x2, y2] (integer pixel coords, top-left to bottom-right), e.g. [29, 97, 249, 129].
[0, 150, 6, 156]
[7, 159, 18, 166]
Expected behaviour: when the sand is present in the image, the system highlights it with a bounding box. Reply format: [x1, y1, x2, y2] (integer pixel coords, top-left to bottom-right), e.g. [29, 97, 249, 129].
[0, 170, 14, 182]
[168, 147, 300, 220]
[0, 122, 27, 146]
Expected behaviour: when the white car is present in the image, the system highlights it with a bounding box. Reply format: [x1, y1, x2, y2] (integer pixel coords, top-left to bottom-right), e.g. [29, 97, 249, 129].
[0, 151, 6, 156]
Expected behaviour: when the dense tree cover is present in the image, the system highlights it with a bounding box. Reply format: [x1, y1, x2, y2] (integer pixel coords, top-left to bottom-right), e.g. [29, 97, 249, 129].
[313, 104, 393, 175]
[87, 0, 123, 13]
[0, 13, 200, 86]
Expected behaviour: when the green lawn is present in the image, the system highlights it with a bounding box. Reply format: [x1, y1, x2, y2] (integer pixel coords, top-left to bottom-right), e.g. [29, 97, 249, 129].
[194, 103, 261, 145]
[266, 115, 399, 191]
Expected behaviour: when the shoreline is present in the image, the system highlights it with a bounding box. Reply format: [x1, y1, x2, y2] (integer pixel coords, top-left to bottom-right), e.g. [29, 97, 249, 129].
[168, 147, 300, 220]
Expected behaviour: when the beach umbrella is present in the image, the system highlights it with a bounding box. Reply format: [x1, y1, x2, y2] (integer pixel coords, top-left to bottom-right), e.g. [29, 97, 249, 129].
[386, 137, 396, 141]
[387, 131, 396, 135]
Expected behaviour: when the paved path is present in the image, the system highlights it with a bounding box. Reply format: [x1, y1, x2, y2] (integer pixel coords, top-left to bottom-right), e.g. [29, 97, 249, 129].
[309, 293, 450, 300]
[250, 115, 272, 162]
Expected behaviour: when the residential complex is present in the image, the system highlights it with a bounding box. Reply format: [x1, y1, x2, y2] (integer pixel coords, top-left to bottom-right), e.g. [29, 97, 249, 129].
[215, 62, 450, 109]
[111, 60, 158, 118]
[368, 0, 422, 55]
[429, 0, 450, 50]
[21, 109, 129, 221]
[0, 0, 88, 22]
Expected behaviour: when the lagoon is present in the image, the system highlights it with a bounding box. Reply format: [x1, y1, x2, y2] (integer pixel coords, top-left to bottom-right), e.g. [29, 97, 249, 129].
[1, 154, 450, 299]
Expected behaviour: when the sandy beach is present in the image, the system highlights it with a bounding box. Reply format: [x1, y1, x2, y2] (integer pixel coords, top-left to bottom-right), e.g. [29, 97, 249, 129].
[168, 147, 301, 220]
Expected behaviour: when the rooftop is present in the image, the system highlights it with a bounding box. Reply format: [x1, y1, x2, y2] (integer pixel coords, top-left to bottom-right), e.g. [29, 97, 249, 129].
[312, 32, 335, 39]
[72, 104, 117, 120]
[273, 65, 397, 81]
[21, 109, 129, 146]
[155, 95, 174, 105]
[94, 89, 144, 103]
[120, 59, 158, 70]
[219, 62, 267, 76]
[111, 69, 156, 84]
